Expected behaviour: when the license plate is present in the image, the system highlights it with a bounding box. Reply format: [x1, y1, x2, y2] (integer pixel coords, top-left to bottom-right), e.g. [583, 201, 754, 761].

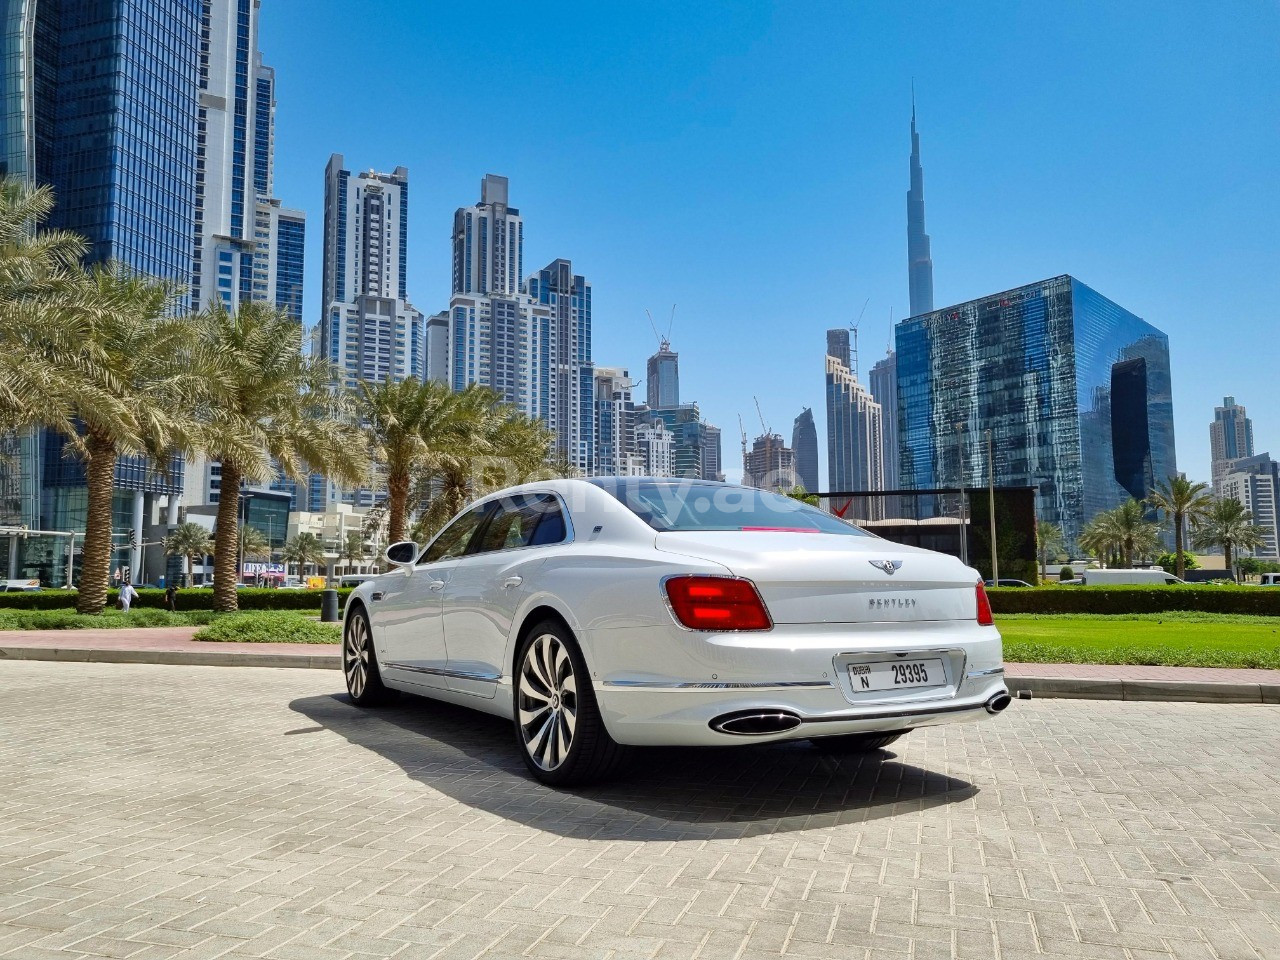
[847, 658, 945, 694]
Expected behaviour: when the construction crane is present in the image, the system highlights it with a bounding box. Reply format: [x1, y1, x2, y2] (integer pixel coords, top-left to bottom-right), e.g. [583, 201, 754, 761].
[645, 309, 661, 345]
[644, 304, 678, 349]
[754, 396, 769, 436]
[849, 297, 869, 380]
[737, 414, 748, 461]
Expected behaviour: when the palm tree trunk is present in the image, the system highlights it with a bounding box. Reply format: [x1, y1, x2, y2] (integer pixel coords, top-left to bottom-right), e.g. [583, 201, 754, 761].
[1225, 541, 1235, 583]
[76, 431, 117, 615]
[212, 462, 242, 612]
[1174, 510, 1185, 580]
[387, 466, 410, 544]
[185, 553, 193, 588]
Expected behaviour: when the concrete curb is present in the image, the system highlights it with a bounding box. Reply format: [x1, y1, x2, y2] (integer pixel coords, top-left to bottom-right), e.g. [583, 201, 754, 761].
[0, 645, 340, 671]
[2, 646, 1278, 704]
[1009, 676, 1280, 705]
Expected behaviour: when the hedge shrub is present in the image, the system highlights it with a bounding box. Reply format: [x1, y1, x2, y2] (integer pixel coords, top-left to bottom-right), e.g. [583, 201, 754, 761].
[988, 585, 1280, 617]
[0, 587, 352, 611]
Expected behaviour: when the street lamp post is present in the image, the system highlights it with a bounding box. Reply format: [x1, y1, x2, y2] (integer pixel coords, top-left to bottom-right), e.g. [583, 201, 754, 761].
[953, 423, 968, 566]
[237, 492, 253, 585]
[986, 428, 998, 584]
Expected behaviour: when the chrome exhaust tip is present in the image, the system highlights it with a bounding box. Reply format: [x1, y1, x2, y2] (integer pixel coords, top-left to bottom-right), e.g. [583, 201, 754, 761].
[986, 692, 1012, 714]
[710, 710, 803, 736]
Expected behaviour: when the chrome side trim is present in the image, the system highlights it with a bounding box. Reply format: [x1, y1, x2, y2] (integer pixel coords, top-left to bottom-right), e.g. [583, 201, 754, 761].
[602, 679, 834, 690]
[965, 666, 1005, 679]
[383, 661, 501, 682]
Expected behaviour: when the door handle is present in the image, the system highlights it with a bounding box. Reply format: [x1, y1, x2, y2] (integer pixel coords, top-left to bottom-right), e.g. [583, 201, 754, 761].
[502, 576, 523, 589]
[428, 579, 446, 591]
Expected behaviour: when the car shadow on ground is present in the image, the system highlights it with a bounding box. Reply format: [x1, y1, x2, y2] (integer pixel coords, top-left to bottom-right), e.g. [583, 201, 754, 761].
[289, 691, 977, 840]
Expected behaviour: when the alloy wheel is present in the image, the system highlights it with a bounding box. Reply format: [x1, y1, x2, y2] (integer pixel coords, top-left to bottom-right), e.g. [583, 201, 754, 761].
[518, 632, 578, 770]
[344, 615, 370, 700]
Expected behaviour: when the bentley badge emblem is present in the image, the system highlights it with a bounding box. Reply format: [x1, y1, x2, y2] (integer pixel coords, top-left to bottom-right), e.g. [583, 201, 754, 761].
[869, 559, 903, 575]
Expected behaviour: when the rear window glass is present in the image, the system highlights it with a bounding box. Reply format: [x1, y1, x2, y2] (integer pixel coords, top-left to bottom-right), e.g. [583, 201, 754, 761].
[591, 480, 870, 536]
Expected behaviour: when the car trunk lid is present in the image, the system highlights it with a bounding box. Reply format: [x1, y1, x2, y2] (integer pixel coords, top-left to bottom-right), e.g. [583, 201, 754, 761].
[655, 530, 978, 624]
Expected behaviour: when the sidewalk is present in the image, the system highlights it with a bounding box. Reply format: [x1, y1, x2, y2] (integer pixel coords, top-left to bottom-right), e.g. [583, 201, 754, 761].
[1, 628, 1277, 703]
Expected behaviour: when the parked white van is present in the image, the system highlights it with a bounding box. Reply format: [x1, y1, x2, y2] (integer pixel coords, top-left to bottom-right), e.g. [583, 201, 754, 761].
[1260, 573, 1280, 587]
[1082, 569, 1185, 586]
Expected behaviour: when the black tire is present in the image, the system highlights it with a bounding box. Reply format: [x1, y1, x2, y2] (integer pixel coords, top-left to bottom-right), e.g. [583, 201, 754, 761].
[809, 730, 910, 753]
[513, 619, 627, 786]
[343, 605, 397, 706]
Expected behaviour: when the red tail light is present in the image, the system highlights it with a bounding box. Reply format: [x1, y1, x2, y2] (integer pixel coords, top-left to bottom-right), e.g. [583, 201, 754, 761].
[975, 582, 994, 626]
[664, 576, 773, 631]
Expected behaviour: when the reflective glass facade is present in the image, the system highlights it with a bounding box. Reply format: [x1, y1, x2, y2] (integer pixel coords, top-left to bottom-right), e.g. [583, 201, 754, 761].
[0, 0, 200, 554]
[35, 0, 201, 285]
[275, 209, 304, 323]
[896, 276, 1176, 547]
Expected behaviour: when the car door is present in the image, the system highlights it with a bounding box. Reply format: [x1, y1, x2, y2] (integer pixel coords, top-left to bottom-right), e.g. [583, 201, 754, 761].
[375, 502, 491, 687]
[442, 493, 570, 698]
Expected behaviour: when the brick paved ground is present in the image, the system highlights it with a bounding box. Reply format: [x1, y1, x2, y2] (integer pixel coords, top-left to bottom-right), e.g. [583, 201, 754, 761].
[1, 661, 1278, 960]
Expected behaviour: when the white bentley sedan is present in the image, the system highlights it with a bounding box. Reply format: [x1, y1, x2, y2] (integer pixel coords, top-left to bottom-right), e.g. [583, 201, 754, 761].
[342, 477, 1008, 786]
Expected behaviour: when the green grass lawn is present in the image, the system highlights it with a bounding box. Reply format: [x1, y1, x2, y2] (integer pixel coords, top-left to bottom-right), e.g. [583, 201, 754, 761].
[998, 612, 1280, 669]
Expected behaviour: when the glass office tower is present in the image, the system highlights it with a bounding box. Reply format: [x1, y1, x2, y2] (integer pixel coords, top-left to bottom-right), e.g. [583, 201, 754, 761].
[896, 276, 1176, 548]
[0, 0, 200, 584]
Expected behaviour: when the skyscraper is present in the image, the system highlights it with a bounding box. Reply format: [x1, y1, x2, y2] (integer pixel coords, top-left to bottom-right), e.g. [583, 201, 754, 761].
[1, 0, 202, 582]
[826, 348, 884, 512]
[526, 259, 595, 473]
[637, 339, 721, 481]
[635, 419, 674, 477]
[896, 276, 1177, 548]
[190, 4, 304, 320]
[594, 367, 642, 476]
[449, 174, 533, 403]
[318, 155, 424, 387]
[1210, 396, 1255, 490]
[791, 408, 820, 493]
[1217, 454, 1279, 560]
[907, 93, 934, 317]
[646, 338, 680, 409]
[868, 350, 899, 492]
[826, 328, 851, 369]
[448, 177, 594, 472]
[743, 433, 796, 492]
[452, 174, 522, 298]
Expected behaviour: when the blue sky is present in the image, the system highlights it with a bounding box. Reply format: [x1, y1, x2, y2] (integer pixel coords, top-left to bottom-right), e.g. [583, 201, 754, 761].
[261, 0, 1279, 485]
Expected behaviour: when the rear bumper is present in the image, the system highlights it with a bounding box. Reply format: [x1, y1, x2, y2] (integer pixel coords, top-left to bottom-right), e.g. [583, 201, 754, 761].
[589, 618, 1005, 746]
[597, 676, 1008, 746]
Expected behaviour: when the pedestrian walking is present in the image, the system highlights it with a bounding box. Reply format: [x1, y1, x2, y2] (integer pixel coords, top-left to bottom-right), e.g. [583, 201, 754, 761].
[118, 581, 139, 613]
[164, 583, 179, 612]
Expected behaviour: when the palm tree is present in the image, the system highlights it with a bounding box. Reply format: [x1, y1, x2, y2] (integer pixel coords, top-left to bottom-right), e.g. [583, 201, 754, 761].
[785, 487, 820, 506]
[238, 525, 271, 562]
[190, 303, 366, 611]
[65, 266, 202, 614]
[1192, 498, 1266, 582]
[0, 177, 126, 440]
[1080, 500, 1161, 568]
[1146, 475, 1214, 580]
[339, 530, 366, 574]
[281, 532, 327, 578]
[410, 388, 556, 542]
[352, 376, 457, 544]
[1037, 521, 1063, 579]
[163, 522, 213, 587]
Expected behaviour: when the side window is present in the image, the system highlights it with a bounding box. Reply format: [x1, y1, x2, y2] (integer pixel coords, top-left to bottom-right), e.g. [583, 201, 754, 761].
[420, 503, 490, 564]
[527, 495, 567, 546]
[470, 495, 568, 554]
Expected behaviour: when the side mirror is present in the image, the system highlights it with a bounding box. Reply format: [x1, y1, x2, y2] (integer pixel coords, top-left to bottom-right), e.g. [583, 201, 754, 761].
[384, 541, 418, 569]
